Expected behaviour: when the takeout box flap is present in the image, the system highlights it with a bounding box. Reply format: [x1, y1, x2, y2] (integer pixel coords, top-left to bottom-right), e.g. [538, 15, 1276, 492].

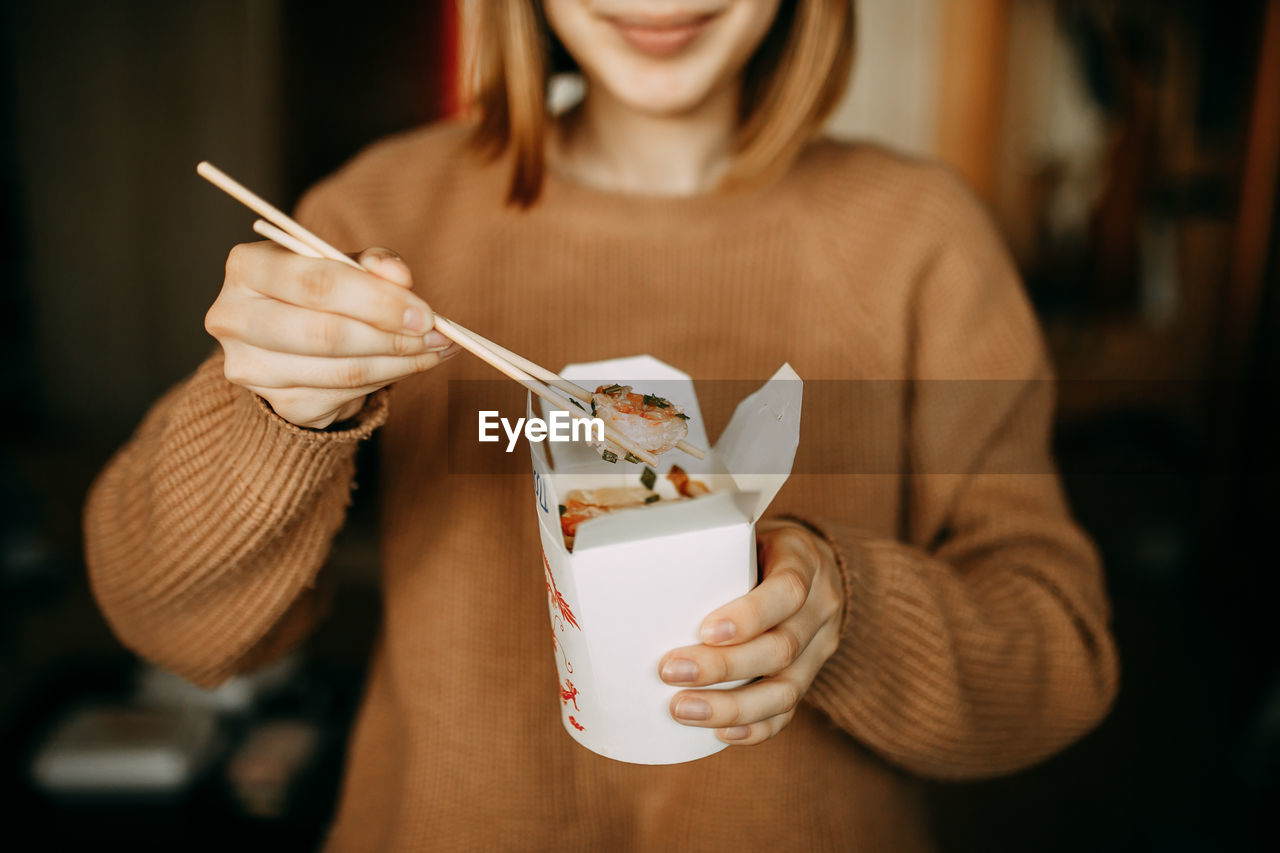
[711, 363, 803, 520]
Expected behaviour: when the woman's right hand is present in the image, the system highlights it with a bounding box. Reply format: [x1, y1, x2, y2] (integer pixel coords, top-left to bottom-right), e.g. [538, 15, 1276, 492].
[205, 242, 459, 429]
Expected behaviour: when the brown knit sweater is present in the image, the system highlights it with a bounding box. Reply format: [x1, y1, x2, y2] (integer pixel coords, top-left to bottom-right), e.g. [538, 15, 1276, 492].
[84, 123, 1119, 851]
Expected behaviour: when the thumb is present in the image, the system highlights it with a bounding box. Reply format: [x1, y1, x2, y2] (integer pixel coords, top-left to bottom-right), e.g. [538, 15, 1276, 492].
[356, 246, 413, 289]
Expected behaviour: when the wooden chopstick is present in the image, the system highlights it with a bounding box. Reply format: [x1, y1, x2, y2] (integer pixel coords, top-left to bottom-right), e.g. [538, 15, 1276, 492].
[248, 221, 657, 465]
[252, 219, 317, 259]
[198, 162, 362, 271]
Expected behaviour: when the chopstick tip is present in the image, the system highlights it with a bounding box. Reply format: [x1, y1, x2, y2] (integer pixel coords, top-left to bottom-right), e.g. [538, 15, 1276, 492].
[196, 161, 227, 183]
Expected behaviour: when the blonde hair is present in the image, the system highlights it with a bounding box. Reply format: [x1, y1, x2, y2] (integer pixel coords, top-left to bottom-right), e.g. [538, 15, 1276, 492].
[466, 0, 856, 206]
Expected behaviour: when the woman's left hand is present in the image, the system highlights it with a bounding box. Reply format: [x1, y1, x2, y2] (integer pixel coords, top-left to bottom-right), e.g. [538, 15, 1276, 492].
[658, 519, 845, 745]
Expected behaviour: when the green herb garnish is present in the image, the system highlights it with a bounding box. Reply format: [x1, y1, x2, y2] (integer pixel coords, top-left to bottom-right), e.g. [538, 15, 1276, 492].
[674, 413, 689, 420]
[642, 393, 670, 408]
[570, 398, 585, 411]
[601, 384, 625, 394]
[624, 452, 641, 464]
[644, 494, 660, 504]
[558, 504, 566, 515]
[640, 466, 656, 491]
[601, 449, 618, 463]
[590, 400, 597, 416]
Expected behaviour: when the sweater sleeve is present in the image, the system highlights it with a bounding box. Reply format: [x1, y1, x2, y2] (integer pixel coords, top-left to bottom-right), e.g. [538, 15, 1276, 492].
[800, 177, 1119, 779]
[83, 182, 385, 688]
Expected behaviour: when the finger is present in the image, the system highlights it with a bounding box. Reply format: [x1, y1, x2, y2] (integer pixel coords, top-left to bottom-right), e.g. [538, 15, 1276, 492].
[716, 710, 795, 746]
[247, 251, 432, 335]
[669, 620, 837, 734]
[356, 247, 413, 288]
[225, 349, 450, 390]
[264, 350, 463, 400]
[246, 345, 462, 427]
[696, 563, 811, 647]
[660, 603, 826, 686]
[670, 676, 798, 729]
[217, 298, 449, 357]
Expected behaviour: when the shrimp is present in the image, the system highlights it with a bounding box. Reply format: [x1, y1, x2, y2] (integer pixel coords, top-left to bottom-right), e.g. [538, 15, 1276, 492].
[667, 465, 710, 497]
[590, 385, 689, 456]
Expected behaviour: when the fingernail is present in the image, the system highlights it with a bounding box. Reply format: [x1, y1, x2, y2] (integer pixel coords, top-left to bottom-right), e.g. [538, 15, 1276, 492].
[402, 306, 429, 333]
[721, 726, 752, 740]
[379, 260, 412, 287]
[423, 330, 450, 349]
[674, 698, 711, 721]
[437, 343, 462, 360]
[661, 659, 698, 683]
[701, 620, 734, 644]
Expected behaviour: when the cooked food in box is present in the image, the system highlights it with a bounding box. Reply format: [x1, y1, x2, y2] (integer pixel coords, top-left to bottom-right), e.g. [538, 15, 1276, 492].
[559, 465, 710, 551]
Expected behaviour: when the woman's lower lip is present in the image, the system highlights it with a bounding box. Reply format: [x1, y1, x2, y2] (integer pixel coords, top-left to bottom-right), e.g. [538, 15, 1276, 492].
[611, 16, 715, 57]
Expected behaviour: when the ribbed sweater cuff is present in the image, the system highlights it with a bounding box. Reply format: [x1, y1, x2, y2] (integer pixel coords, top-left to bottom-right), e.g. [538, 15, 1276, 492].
[779, 516, 883, 724]
[180, 381, 391, 572]
[240, 386, 390, 453]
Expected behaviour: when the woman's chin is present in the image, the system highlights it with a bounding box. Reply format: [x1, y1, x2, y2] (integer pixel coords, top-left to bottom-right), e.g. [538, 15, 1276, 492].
[600, 72, 721, 118]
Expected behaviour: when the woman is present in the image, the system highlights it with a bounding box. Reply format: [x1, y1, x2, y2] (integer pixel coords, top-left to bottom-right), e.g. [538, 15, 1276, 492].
[85, 1, 1119, 849]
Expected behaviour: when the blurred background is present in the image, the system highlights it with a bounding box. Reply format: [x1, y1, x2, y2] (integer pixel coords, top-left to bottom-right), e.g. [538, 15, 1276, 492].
[1, 0, 1277, 849]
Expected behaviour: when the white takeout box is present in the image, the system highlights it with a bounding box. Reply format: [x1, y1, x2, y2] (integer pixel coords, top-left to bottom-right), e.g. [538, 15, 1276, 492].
[528, 355, 802, 764]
